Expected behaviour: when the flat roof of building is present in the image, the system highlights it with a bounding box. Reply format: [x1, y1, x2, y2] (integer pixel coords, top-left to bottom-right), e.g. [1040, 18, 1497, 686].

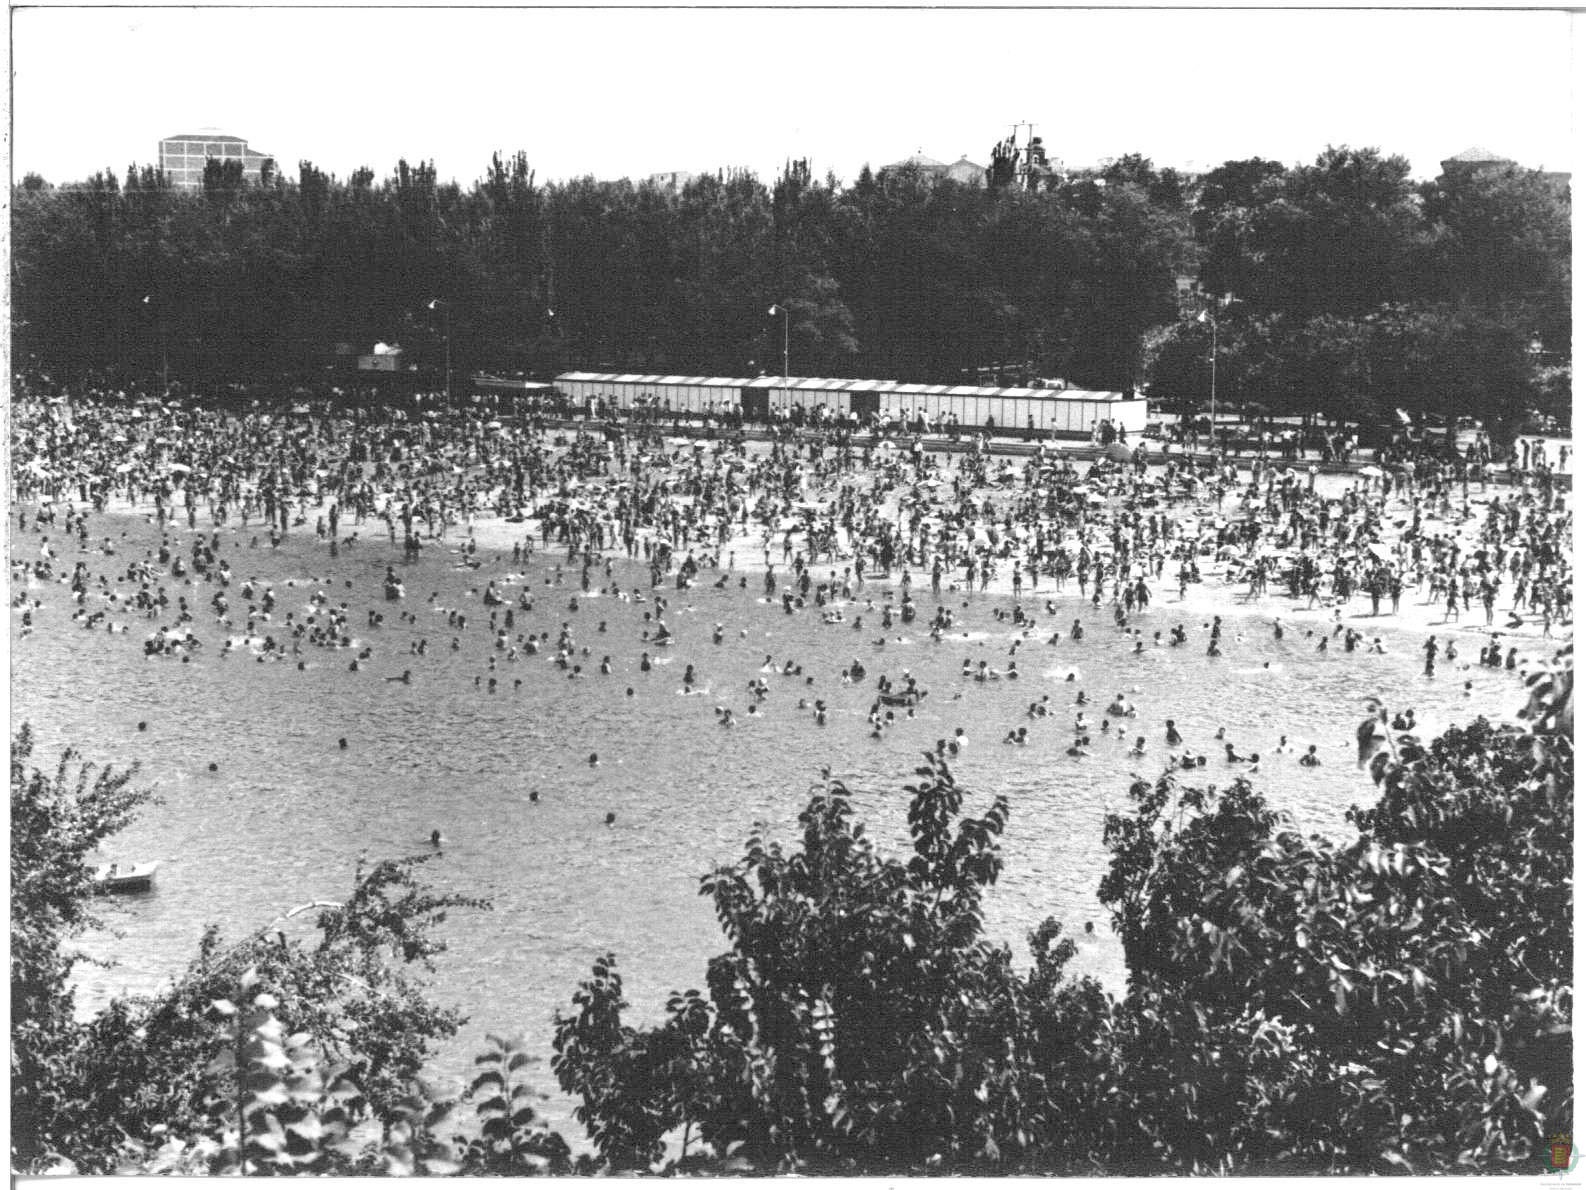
[556, 372, 1132, 401]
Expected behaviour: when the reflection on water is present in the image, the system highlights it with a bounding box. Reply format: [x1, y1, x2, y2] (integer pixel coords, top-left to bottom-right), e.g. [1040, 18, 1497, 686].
[12, 512, 1524, 1137]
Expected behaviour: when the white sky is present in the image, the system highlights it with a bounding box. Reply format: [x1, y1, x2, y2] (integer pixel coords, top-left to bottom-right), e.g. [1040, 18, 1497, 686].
[9, 7, 1581, 188]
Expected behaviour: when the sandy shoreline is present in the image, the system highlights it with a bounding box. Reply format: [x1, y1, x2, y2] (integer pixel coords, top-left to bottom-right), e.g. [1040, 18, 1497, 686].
[55, 458, 1567, 666]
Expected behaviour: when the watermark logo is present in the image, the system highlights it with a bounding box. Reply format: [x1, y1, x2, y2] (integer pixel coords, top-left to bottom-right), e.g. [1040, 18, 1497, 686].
[1549, 1134, 1579, 1175]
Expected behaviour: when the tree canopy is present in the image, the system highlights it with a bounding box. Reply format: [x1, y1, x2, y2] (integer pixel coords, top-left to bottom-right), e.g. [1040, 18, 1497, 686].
[18, 141, 1562, 420]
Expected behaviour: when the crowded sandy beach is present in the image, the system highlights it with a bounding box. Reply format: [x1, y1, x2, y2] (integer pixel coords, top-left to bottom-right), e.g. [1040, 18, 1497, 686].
[13, 371, 1570, 700]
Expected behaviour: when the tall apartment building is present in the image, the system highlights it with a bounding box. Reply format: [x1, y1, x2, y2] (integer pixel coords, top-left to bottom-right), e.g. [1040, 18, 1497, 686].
[158, 130, 276, 190]
[647, 170, 697, 191]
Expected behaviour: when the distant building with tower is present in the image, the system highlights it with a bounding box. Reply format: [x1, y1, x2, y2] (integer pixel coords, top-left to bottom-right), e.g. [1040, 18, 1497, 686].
[986, 125, 1062, 192]
[158, 130, 276, 190]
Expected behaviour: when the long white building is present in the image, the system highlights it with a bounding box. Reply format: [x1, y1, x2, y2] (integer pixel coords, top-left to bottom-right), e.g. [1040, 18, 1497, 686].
[552, 372, 1147, 438]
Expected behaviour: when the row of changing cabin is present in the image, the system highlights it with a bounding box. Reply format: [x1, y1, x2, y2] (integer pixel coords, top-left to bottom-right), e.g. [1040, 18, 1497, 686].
[545, 373, 1149, 441]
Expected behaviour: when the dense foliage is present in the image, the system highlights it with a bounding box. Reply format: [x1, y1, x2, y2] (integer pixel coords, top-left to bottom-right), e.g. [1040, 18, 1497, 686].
[551, 650, 1572, 1173]
[549, 759, 1118, 1173]
[11, 649, 1571, 1173]
[12, 145, 1568, 428]
[9, 724, 495, 1174]
[11, 726, 155, 1169]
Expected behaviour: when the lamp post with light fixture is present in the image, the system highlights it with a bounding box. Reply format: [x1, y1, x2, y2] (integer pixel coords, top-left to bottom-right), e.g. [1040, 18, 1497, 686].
[768, 303, 789, 380]
[1197, 292, 1236, 457]
[427, 298, 451, 403]
[141, 294, 168, 397]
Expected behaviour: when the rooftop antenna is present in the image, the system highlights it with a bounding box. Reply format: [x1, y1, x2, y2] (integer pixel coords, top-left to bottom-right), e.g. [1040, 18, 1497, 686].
[1012, 122, 1054, 191]
[1012, 122, 1034, 190]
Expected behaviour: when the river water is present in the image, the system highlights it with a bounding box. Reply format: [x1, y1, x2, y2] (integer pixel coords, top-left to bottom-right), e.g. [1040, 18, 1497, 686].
[11, 506, 1526, 1141]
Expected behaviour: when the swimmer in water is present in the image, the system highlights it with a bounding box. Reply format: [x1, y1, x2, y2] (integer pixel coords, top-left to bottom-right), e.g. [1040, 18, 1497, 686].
[1166, 719, 1183, 746]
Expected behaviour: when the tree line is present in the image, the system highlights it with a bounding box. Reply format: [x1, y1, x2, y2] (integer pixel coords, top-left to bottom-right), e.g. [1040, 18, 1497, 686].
[12, 144, 1570, 432]
[10, 648, 1573, 1173]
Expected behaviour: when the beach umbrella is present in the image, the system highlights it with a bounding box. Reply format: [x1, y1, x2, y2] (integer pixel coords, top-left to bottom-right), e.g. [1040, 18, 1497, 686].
[167, 462, 192, 475]
[1358, 465, 1384, 478]
[1104, 442, 1133, 462]
[114, 462, 135, 474]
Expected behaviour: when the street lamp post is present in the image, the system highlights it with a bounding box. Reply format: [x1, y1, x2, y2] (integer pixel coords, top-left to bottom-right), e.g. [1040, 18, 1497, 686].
[768, 303, 789, 379]
[142, 294, 168, 397]
[1198, 292, 1235, 458]
[427, 298, 451, 404]
[1209, 309, 1218, 455]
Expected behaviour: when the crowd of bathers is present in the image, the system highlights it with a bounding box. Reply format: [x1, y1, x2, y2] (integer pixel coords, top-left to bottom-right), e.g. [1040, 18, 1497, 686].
[10, 365, 1573, 784]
